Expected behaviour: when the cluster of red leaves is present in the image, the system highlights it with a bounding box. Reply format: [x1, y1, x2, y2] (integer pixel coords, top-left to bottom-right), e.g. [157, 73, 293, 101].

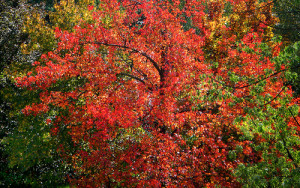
[16, 0, 299, 187]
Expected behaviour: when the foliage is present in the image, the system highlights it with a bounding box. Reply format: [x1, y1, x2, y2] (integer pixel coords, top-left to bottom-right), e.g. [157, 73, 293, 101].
[272, 0, 300, 98]
[21, 0, 96, 54]
[233, 40, 300, 187]
[0, 0, 96, 186]
[1, 0, 31, 186]
[14, 0, 300, 187]
[282, 42, 300, 96]
[273, 0, 300, 43]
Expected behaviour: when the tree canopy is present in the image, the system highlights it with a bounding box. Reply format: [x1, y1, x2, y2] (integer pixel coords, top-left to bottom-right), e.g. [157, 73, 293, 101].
[1, 0, 300, 187]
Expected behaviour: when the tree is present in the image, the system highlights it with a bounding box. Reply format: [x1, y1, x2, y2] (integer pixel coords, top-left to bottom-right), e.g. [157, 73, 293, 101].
[1, 0, 97, 186]
[0, 0, 32, 186]
[273, 0, 300, 43]
[272, 0, 300, 97]
[15, 0, 299, 187]
[21, 0, 96, 54]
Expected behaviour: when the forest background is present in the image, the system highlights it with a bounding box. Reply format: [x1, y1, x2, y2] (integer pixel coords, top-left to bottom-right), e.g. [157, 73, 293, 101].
[0, 0, 300, 187]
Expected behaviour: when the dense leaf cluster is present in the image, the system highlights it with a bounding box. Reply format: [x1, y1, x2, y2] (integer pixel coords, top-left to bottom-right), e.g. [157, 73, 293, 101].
[1, 0, 299, 187]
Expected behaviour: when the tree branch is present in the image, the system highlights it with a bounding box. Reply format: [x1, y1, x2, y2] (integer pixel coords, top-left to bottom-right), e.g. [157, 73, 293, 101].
[88, 41, 162, 77]
[117, 72, 146, 84]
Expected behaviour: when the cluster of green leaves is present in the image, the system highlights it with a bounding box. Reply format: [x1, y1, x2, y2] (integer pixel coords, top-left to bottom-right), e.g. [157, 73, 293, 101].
[283, 42, 300, 96]
[273, 0, 300, 97]
[232, 41, 300, 187]
[229, 2, 300, 185]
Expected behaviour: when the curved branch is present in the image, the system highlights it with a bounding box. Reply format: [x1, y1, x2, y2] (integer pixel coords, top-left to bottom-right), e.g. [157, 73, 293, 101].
[288, 107, 300, 128]
[89, 42, 162, 77]
[215, 64, 300, 90]
[281, 135, 298, 168]
[117, 72, 145, 84]
[261, 85, 286, 107]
